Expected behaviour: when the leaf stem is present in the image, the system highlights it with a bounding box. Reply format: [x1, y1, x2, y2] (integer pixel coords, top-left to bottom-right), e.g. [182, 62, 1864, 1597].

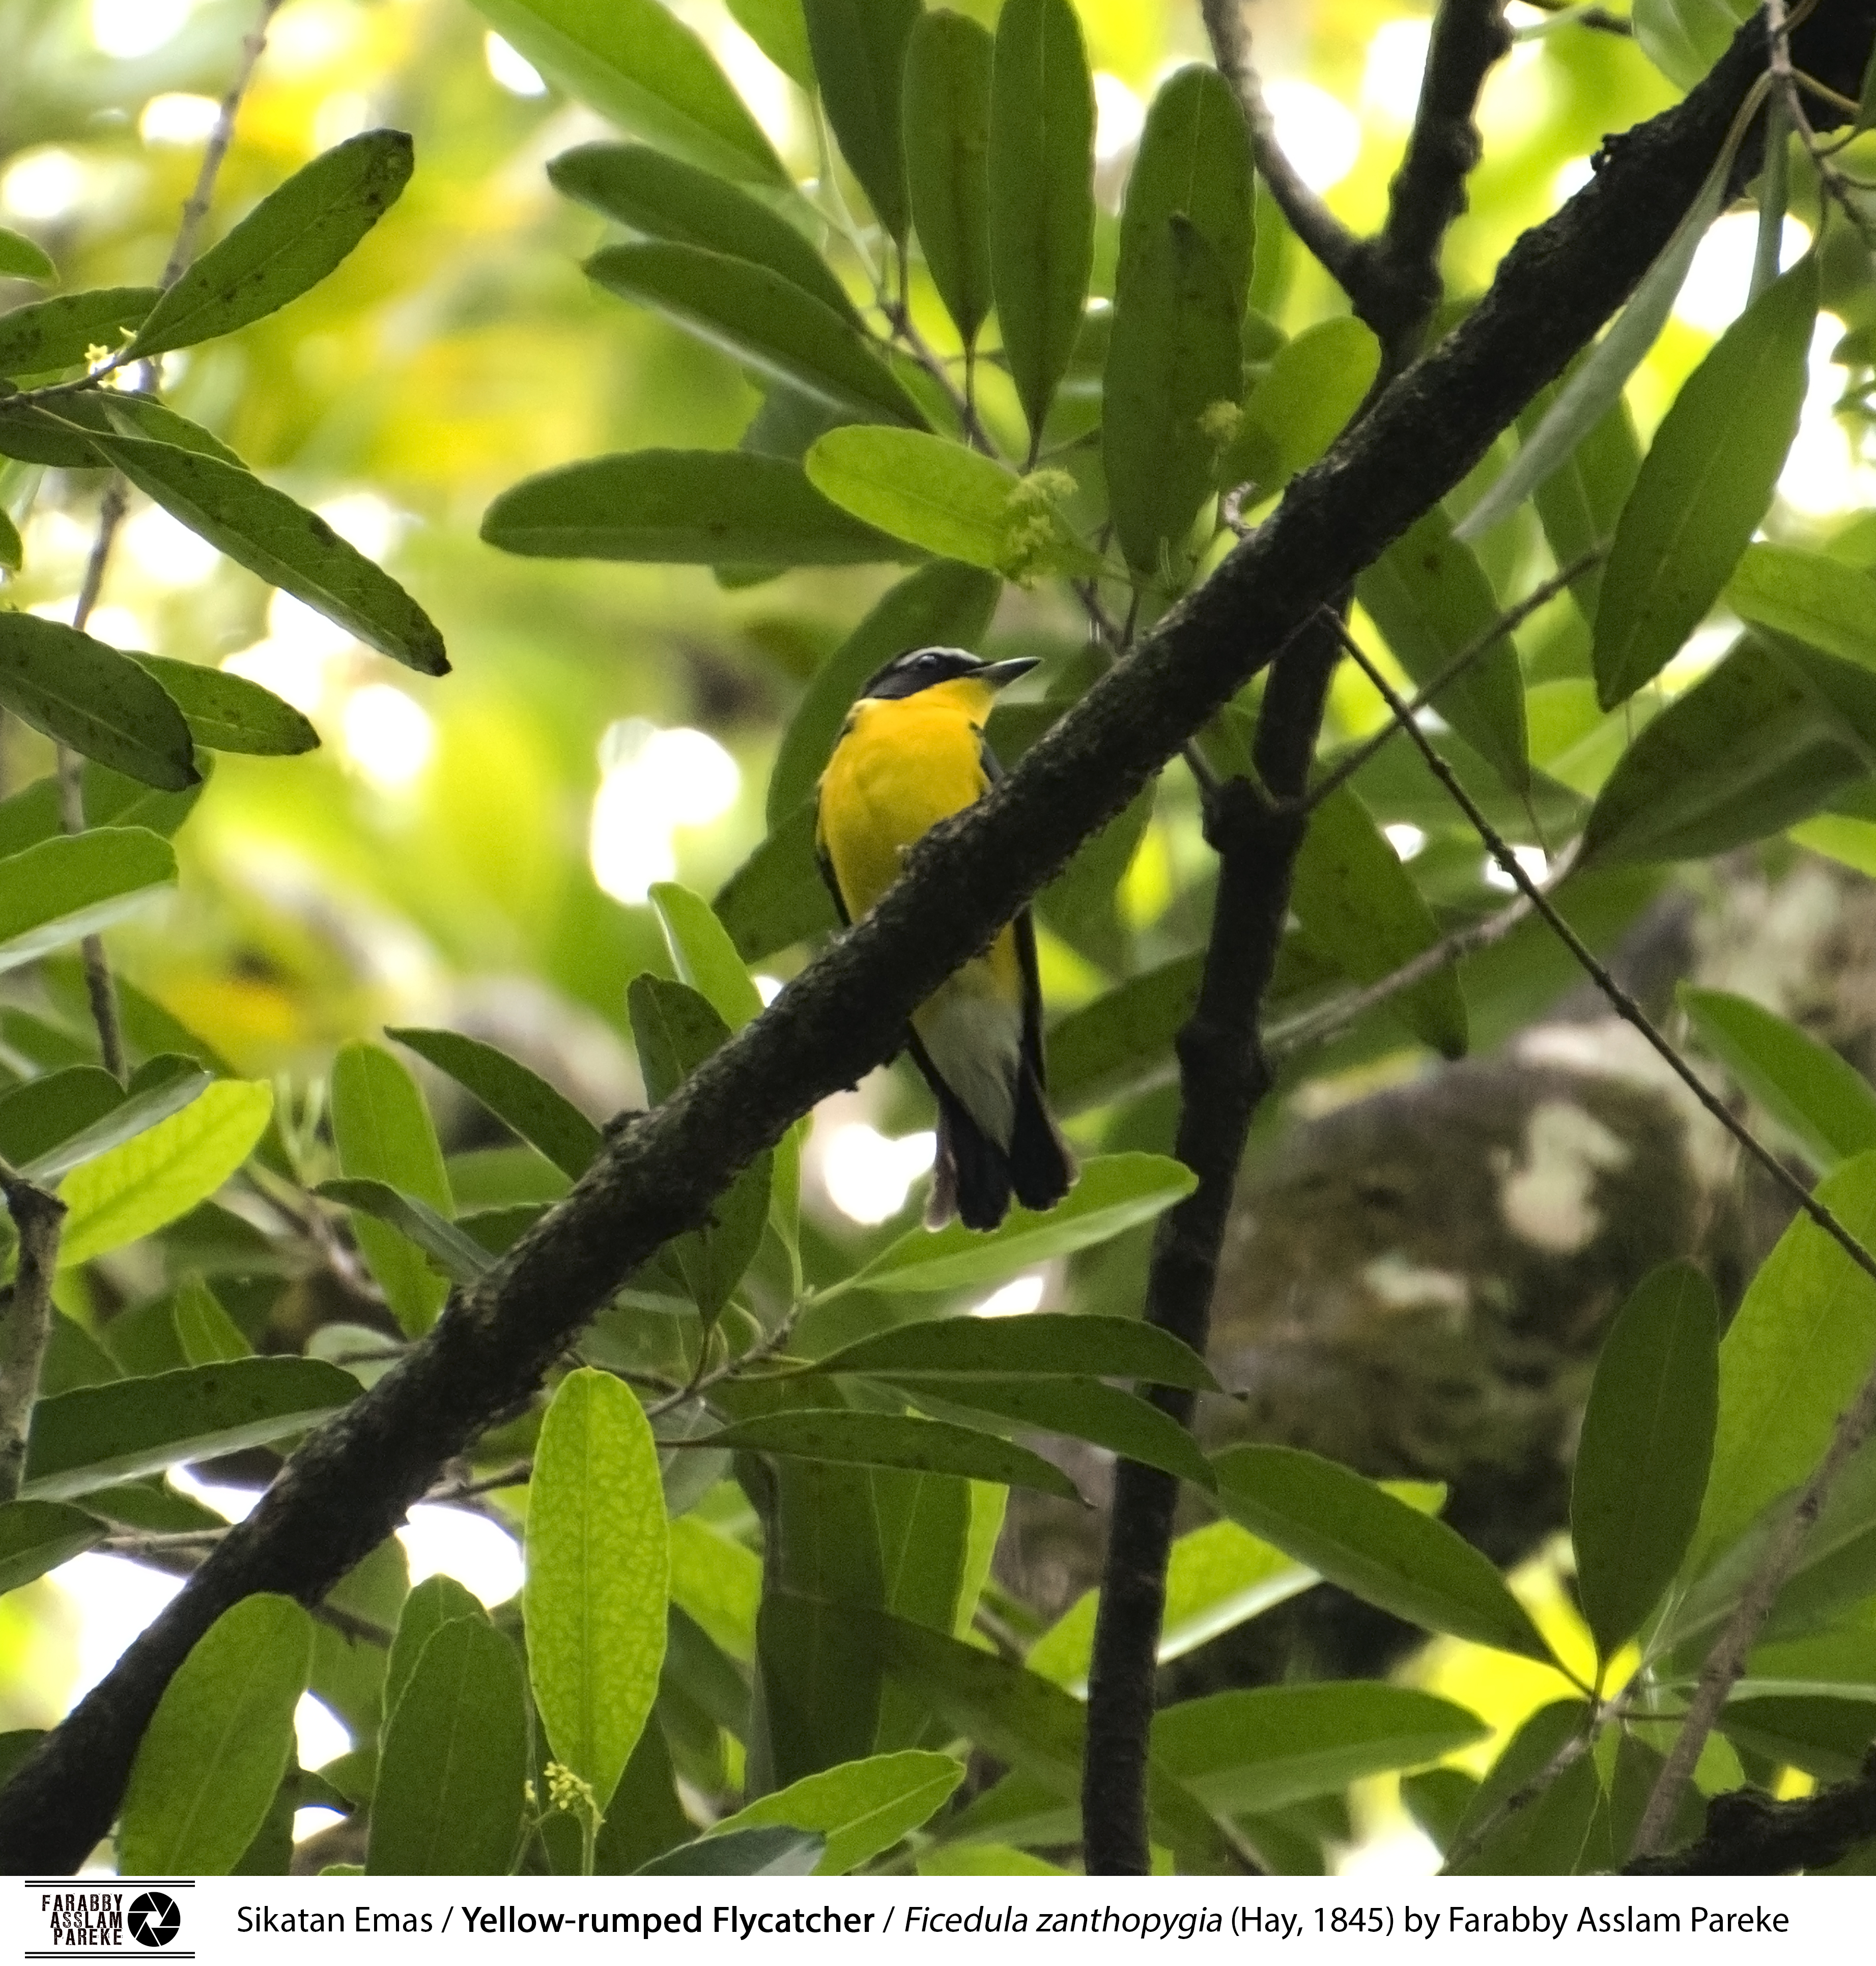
[0, 1155, 67, 1504]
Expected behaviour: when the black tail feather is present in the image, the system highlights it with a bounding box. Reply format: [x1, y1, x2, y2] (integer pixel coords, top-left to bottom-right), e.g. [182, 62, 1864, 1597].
[1009, 1060, 1074, 1213]
[927, 1084, 1012, 1232]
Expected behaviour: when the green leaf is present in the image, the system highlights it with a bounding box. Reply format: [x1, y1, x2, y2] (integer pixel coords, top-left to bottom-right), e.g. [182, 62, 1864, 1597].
[1719, 1693, 1876, 1784]
[650, 880, 763, 1031]
[1456, 148, 1729, 547]
[482, 448, 914, 565]
[0, 286, 158, 377]
[987, 0, 1094, 452]
[1571, 1262, 1719, 1659]
[548, 143, 856, 322]
[1688, 1151, 1876, 1576]
[714, 800, 839, 961]
[904, 11, 994, 349]
[387, 1025, 602, 1182]
[55, 1078, 273, 1268]
[1680, 986, 1876, 1172]
[0, 613, 197, 790]
[526, 1369, 669, 1814]
[903, 1376, 1216, 1489]
[0, 227, 54, 282]
[367, 1616, 529, 1874]
[19, 1066, 209, 1183]
[805, 429, 1096, 579]
[118, 1594, 313, 1875]
[699, 1408, 1083, 1500]
[0, 1499, 105, 1593]
[22, 1357, 356, 1500]
[316, 1177, 494, 1285]
[727, 0, 812, 89]
[816, 1310, 1218, 1389]
[0, 830, 175, 976]
[468, 0, 787, 184]
[1519, 363, 1643, 625]
[636, 1826, 825, 1874]
[384, 1574, 488, 1726]
[331, 1040, 453, 1336]
[1218, 317, 1380, 496]
[1727, 542, 1876, 671]
[126, 131, 414, 359]
[803, 0, 920, 243]
[92, 434, 447, 676]
[1580, 636, 1866, 867]
[669, 1514, 761, 1663]
[100, 393, 249, 467]
[1153, 1684, 1487, 1816]
[0, 507, 18, 573]
[1594, 254, 1818, 708]
[1355, 506, 1529, 794]
[1288, 784, 1468, 1057]
[0, 1067, 121, 1171]
[836, 1152, 1196, 1298]
[1212, 1444, 1555, 1662]
[766, 563, 1001, 827]
[1104, 64, 1252, 577]
[712, 1749, 963, 1875]
[1045, 953, 1201, 1116]
[172, 1278, 251, 1365]
[129, 654, 319, 756]
[588, 243, 924, 428]
[1634, 0, 1754, 88]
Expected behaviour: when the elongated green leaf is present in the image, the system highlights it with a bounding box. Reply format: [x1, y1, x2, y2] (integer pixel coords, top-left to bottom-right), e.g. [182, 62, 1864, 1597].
[332, 1042, 452, 1335]
[839, 1152, 1195, 1297]
[1719, 1693, 1876, 1784]
[804, 0, 920, 242]
[1594, 254, 1818, 708]
[92, 434, 447, 675]
[1727, 543, 1876, 671]
[387, 1025, 602, 1182]
[1681, 986, 1876, 1172]
[1571, 1262, 1719, 1658]
[127, 131, 413, 359]
[317, 1177, 494, 1285]
[987, 0, 1094, 452]
[482, 448, 913, 565]
[1520, 364, 1642, 624]
[1634, 0, 1754, 88]
[0, 1067, 121, 1169]
[767, 563, 999, 825]
[55, 1078, 272, 1268]
[588, 243, 924, 427]
[714, 799, 838, 960]
[712, 1749, 963, 1875]
[172, 1278, 250, 1365]
[806, 428, 1094, 579]
[1688, 1151, 1876, 1575]
[904, 11, 994, 349]
[1289, 784, 1468, 1057]
[699, 1408, 1082, 1500]
[1580, 636, 1864, 867]
[22, 1357, 356, 1499]
[0, 507, 18, 573]
[669, 1514, 761, 1663]
[816, 1310, 1217, 1389]
[637, 1826, 825, 1874]
[526, 1370, 669, 1813]
[1045, 953, 1201, 1116]
[367, 1615, 529, 1874]
[1154, 1684, 1486, 1816]
[384, 1574, 488, 1726]
[0, 228, 53, 282]
[19, 1067, 208, 1183]
[1212, 1444, 1554, 1662]
[1355, 507, 1529, 794]
[469, 0, 786, 183]
[119, 1594, 312, 1874]
[1219, 317, 1380, 496]
[548, 143, 856, 322]
[0, 1499, 106, 1593]
[0, 286, 158, 377]
[727, 0, 812, 88]
[904, 1376, 1215, 1488]
[129, 655, 318, 757]
[0, 829, 175, 976]
[649, 880, 763, 1031]
[0, 613, 196, 790]
[100, 393, 248, 466]
[1456, 149, 1729, 547]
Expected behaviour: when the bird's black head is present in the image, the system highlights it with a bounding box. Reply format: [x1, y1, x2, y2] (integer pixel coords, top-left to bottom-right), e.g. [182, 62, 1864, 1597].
[859, 646, 1038, 702]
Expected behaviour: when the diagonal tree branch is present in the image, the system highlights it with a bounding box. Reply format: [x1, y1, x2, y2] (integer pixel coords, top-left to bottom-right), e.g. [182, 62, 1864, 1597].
[0, 5, 1858, 1872]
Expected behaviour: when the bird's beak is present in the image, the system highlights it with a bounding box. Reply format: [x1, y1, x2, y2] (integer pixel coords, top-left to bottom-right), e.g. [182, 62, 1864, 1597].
[978, 657, 1039, 689]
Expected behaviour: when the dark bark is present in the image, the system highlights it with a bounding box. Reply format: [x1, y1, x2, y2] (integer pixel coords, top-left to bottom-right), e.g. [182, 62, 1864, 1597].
[1627, 1753, 1876, 1876]
[2, 3, 1866, 1872]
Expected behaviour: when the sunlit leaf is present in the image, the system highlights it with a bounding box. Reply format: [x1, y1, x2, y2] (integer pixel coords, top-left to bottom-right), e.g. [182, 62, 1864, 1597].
[709, 1749, 963, 1875]
[699, 1408, 1083, 1500]
[0, 287, 158, 378]
[1727, 543, 1876, 671]
[129, 655, 319, 756]
[0, 830, 175, 976]
[1218, 317, 1379, 496]
[0, 227, 54, 282]
[19, 1066, 209, 1183]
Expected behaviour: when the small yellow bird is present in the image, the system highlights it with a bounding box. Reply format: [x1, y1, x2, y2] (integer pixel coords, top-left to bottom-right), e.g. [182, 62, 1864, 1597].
[816, 645, 1075, 1231]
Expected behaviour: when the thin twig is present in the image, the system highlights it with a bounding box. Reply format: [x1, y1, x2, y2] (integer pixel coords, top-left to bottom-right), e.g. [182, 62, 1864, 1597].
[1440, 1716, 1596, 1872]
[884, 300, 996, 455]
[0, 1158, 66, 1504]
[1299, 546, 1605, 817]
[1321, 607, 1876, 1296]
[425, 1459, 532, 1503]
